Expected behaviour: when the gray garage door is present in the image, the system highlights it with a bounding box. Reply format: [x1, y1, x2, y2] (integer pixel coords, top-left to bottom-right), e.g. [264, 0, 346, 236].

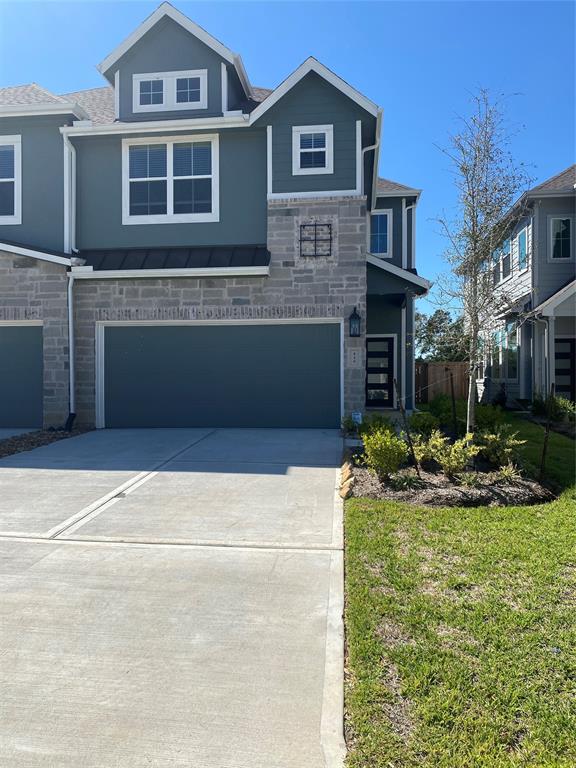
[0, 324, 43, 427]
[103, 323, 341, 428]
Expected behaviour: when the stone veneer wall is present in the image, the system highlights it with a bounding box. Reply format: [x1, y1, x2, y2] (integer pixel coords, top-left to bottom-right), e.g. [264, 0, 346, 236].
[73, 196, 368, 425]
[0, 251, 69, 426]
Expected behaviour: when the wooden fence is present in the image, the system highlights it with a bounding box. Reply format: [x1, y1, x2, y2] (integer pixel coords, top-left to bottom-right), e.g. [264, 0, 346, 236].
[415, 361, 469, 404]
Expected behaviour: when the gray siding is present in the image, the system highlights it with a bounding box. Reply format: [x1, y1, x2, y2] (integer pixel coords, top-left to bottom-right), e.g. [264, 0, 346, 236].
[493, 212, 533, 305]
[257, 72, 374, 195]
[113, 16, 227, 121]
[73, 128, 267, 249]
[0, 115, 72, 252]
[373, 197, 406, 269]
[533, 195, 576, 305]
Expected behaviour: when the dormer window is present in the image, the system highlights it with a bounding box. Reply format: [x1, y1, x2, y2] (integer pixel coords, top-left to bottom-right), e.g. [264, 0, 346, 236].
[292, 125, 334, 175]
[133, 70, 208, 113]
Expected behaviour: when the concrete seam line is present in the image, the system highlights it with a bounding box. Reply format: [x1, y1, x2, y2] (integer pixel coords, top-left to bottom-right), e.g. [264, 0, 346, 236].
[45, 429, 218, 539]
[0, 533, 341, 555]
[320, 550, 346, 767]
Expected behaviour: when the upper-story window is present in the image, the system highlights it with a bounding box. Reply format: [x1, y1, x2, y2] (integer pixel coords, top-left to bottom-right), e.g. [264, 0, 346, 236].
[550, 217, 573, 260]
[492, 228, 529, 284]
[292, 125, 334, 175]
[517, 229, 527, 270]
[0, 135, 21, 225]
[132, 70, 208, 113]
[369, 210, 392, 258]
[122, 135, 219, 224]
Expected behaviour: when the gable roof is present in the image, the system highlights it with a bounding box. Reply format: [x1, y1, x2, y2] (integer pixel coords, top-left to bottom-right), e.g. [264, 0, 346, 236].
[249, 57, 379, 123]
[60, 86, 116, 125]
[0, 83, 89, 119]
[367, 255, 432, 294]
[532, 279, 576, 316]
[528, 164, 576, 197]
[376, 177, 421, 197]
[97, 2, 253, 98]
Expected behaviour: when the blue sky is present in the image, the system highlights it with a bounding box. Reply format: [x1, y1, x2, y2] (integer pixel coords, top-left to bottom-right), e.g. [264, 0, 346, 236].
[0, 0, 574, 313]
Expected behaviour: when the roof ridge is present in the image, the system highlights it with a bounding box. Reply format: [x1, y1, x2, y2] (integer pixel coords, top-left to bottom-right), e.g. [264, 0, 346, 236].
[61, 85, 113, 96]
[30, 82, 68, 103]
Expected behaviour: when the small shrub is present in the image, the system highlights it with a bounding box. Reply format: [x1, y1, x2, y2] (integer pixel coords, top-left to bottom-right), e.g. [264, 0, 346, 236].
[409, 411, 440, 437]
[389, 470, 425, 491]
[433, 433, 480, 478]
[341, 414, 357, 436]
[428, 394, 453, 425]
[495, 462, 523, 484]
[457, 471, 483, 488]
[476, 424, 526, 467]
[474, 404, 505, 431]
[359, 413, 395, 437]
[363, 428, 409, 478]
[411, 429, 446, 465]
[532, 393, 576, 422]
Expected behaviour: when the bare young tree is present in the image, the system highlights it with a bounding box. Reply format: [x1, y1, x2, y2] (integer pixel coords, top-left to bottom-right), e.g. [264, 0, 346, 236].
[436, 89, 532, 432]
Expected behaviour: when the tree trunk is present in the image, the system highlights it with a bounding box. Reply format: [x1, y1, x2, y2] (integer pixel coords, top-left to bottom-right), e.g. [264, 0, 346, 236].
[466, 324, 478, 433]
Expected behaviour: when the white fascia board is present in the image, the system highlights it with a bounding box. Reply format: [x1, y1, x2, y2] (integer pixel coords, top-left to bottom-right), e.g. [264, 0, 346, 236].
[249, 57, 379, 124]
[0, 102, 89, 120]
[97, 2, 253, 98]
[533, 279, 576, 316]
[70, 266, 270, 279]
[0, 242, 71, 267]
[60, 113, 249, 137]
[376, 189, 422, 199]
[367, 254, 432, 290]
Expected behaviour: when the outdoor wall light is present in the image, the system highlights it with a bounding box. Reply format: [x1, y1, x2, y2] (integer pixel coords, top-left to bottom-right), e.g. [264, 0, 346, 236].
[349, 307, 361, 337]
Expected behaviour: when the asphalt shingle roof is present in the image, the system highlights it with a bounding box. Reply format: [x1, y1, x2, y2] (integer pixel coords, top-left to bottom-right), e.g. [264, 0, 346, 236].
[0, 83, 68, 106]
[529, 164, 576, 195]
[376, 177, 421, 196]
[60, 86, 115, 124]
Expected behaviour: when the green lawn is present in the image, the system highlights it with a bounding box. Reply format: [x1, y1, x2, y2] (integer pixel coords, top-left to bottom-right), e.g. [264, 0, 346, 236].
[345, 416, 576, 767]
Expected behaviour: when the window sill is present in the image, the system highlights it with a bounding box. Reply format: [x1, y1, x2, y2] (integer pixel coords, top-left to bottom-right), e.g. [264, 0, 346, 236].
[122, 211, 219, 225]
[292, 167, 334, 176]
[0, 215, 21, 226]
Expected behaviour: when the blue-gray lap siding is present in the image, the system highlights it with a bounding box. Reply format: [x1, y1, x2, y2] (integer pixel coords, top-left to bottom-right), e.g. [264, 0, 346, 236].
[373, 196, 413, 270]
[534, 195, 576, 305]
[0, 114, 73, 252]
[73, 128, 267, 249]
[256, 71, 376, 195]
[109, 16, 229, 121]
[0, 325, 43, 427]
[103, 323, 341, 428]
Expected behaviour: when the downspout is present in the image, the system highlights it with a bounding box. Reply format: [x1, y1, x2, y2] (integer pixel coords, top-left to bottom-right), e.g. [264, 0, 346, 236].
[66, 273, 76, 429]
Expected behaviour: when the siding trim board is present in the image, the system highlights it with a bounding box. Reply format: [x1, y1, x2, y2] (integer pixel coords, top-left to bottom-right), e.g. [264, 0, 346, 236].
[71, 266, 270, 279]
[94, 317, 344, 428]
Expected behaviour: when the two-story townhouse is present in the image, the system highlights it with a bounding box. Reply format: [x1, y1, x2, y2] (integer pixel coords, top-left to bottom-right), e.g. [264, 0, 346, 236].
[479, 164, 575, 405]
[0, 2, 430, 430]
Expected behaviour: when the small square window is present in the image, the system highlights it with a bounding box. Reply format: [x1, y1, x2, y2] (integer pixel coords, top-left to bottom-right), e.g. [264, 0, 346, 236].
[176, 77, 201, 104]
[139, 79, 163, 106]
[292, 126, 333, 175]
[300, 223, 332, 257]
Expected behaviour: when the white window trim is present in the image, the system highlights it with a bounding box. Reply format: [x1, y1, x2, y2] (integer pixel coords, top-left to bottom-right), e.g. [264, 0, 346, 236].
[122, 134, 219, 225]
[0, 135, 21, 225]
[368, 209, 392, 258]
[548, 214, 575, 263]
[516, 227, 530, 275]
[132, 70, 208, 114]
[292, 125, 334, 176]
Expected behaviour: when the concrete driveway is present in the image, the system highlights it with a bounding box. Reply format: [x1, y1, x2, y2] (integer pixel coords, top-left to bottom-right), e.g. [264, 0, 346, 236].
[0, 428, 345, 768]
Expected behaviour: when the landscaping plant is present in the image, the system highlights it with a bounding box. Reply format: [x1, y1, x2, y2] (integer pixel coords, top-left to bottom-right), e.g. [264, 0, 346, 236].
[363, 428, 409, 479]
[408, 410, 440, 437]
[358, 413, 395, 437]
[431, 431, 480, 477]
[476, 424, 526, 467]
[495, 462, 523, 484]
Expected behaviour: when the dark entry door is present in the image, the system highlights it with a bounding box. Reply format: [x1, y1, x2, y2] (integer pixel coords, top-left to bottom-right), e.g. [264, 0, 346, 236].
[555, 338, 575, 402]
[366, 336, 395, 408]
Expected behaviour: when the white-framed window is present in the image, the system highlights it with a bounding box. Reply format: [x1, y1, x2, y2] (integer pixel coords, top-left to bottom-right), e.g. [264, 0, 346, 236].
[122, 134, 219, 225]
[368, 210, 392, 258]
[489, 320, 518, 381]
[549, 216, 574, 261]
[0, 135, 21, 225]
[292, 125, 334, 176]
[132, 70, 208, 113]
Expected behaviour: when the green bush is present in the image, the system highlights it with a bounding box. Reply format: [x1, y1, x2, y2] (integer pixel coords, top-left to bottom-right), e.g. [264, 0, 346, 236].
[428, 394, 453, 425]
[363, 428, 409, 478]
[411, 429, 446, 465]
[532, 394, 576, 422]
[359, 413, 395, 437]
[474, 404, 505, 430]
[476, 424, 526, 467]
[389, 471, 425, 491]
[457, 471, 483, 488]
[495, 462, 523, 484]
[432, 432, 480, 477]
[341, 414, 358, 436]
[408, 411, 440, 437]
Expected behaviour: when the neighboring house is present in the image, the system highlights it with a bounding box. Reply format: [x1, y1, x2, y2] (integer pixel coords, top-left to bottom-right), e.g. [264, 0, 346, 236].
[479, 165, 576, 404]
[0, 2, 430, 429]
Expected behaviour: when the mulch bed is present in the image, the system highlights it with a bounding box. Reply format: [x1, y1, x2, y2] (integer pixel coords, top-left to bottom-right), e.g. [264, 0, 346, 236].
[0, 428, 93, 459]
[351, 465, 554, 507]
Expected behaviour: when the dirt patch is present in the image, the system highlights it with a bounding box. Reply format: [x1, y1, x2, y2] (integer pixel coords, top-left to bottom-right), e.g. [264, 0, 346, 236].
[376, 619, 415, 649]
[351, 466, 553, 507]
[0, 428, 92, 459]
[381, 662, 414, 741]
